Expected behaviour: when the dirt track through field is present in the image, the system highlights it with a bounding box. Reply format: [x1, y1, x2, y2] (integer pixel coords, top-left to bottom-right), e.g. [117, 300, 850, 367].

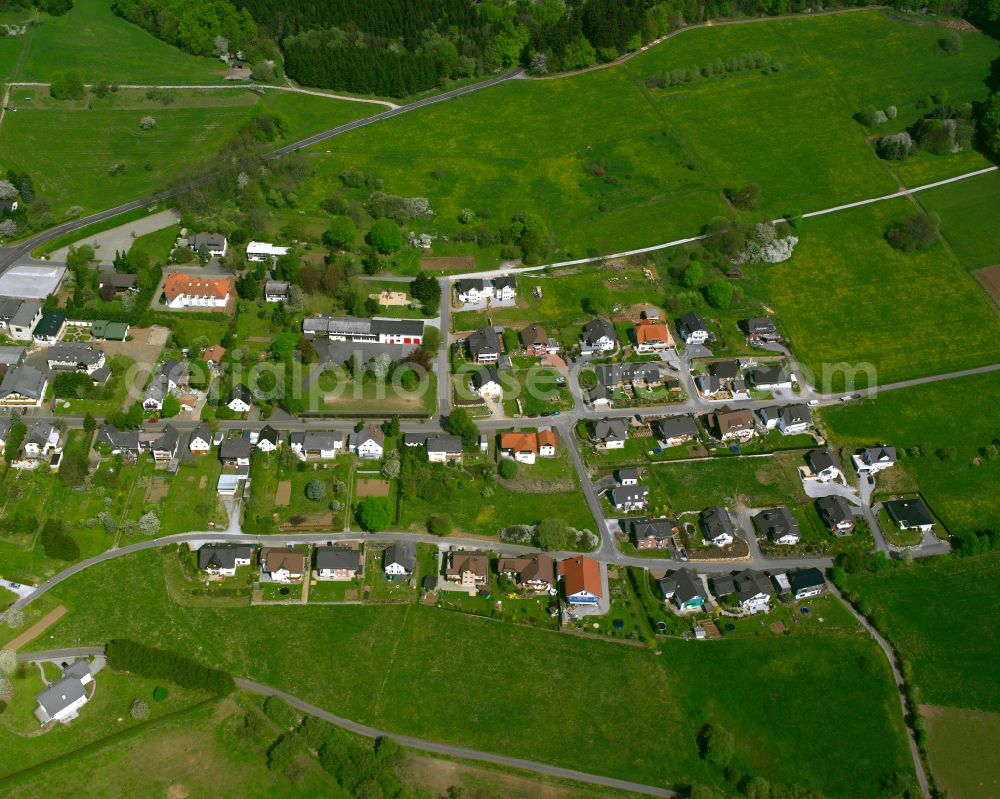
[974, 266, 1000, 309]
[7, 606, 67, 650]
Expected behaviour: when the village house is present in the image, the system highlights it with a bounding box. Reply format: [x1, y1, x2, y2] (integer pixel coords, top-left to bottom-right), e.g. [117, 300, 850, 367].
[226, 384, 253, 414]
[257, 425, 280, 452]
[498, 553, 555, 592]
[558, 555, 603, 605]
[219, 437, 253, 467]
[492, 275, 517, 301]
[854, 446, 898, 476]
[789, 567, 825, 599]
[744, 317, 779, 343]
[445, 551, 490, 587]
[315, 546, 362, 580]
[425, 434, 464, 463]
[700, 505, 736, 547]
[616, 467, 640, 486]
[711, 406, 756, 441]
[595, 362, 675, 392]
[579, 318, 617, 356]
[7, 301, 42, 342]
[652, 415, 699, 448]
[631, 517, 674, 550]
[302, 316, 424, 345]
[499, 429, 556, 464]
[471, 365, 503, 400]
[198, 544, 253, 577]
[776, 403, 812, 435]
[609, 484, 649, 512]
[592, 417, 628, 449]
[454, 278, 491, 304]
[350, 426, 385, 459]
[143, 360, 184, 411]
[0, 345, 25, 369]
[190, 232, 228, 258]
[32, 312, 66, 344]
[95, 424, 177, 464]
[753, 506, 801, 545]
[0, 364, 47, 407]
[162, 273, 233, 310]
[632, 320, 675, 352]
[885, 498, 935, 534]
[659, 568, 705, 613]
[290, 432, 343, 460]
[747, 364, 793, 392]
[264, 280, 290, 302]
[676, 312, 709, 345]
[817, 495, 856, 535]
[519, 324, 554, 356]
[806, 448, 844, 483]
[24, 421, 60, 458]
[247, 241, 290, 263]
[383, 541, 416, 577]
[35, 660, 94, 725]
[262, 549, 306, 583]
[202, 345, 226, 370]
[712, 569, 774, 614]
[466, 326, 502, 364]
[98, 272, 138, 300]
[189, 423, 213, 454]
[46, 343, 106, 375]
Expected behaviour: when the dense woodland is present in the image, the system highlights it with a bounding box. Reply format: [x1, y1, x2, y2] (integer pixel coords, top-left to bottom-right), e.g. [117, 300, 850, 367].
[107, 0, 1000, 98]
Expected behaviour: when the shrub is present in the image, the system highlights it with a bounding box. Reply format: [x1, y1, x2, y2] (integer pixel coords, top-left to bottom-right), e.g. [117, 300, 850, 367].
[323, 216, 357, 250]
[498, 458, 518, 479]
[886, 212, 940, 252]
[428, 512, 453, 536]
[152, 686, 169, 701]
[355, 497, 393, 532]
[130, 698, 150, 719]
[264, 695, 301, 730]
[698, 723, 734, 767]
[876, 132, 913, 161]
[940, 30, 963, 54]
[535, 518, 574, 550]
[139, 116, 156, 130]
[366, 218, 403, 254]
[724, 182, 761, 210]
[704, 278, 735, 310]
[304, 479, 327, 501]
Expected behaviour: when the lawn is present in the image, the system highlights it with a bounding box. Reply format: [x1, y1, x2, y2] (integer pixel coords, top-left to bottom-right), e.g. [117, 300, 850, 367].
[647, 453, 807, 512]
[763, 198, 1000, 391]
[129, 223, 181, 264]
[293, 11, 999, 267]
[244, 453, 352, 532]
[843, 551, 1000, 714]
[918, 168, 1000, 273]
[502, 368, 573, 417]
[0, 89, 374, 218]
[820, 371, 1000, 535]
[53, 355, 134, 416]
[923, 705, 1000, 799]
[29, 547, 914, 796]
[159, 456, 227, 534]
[310, 365, 437, 416]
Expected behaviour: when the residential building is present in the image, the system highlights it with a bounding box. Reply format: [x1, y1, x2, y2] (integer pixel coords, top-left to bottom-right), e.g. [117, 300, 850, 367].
[24, 422, 59, 458]
[466, 326, 501, 363]
[497, 553, 555, 592]
[162, 273, 233, 309]
[32, 311, 66, 344]
[579, 318, 617, 355]
[471, 365, 503, 400]
[807, 448, 843, 483]
[198, 544, 253, 577]
[226, 384, 253, 413]
[190, 232, 228, 257]
[95, 424, 177, 463]
[588, 382, 612, 409]
[143, 360, 183, 411]
[753, 506, 801, 545]
[499, 429, 556, 464]
[257, 425, 280, 452]
[247, 241, 290, 262]
[264, 280, 290, 302]
[595, 362, 673, 391]
[697, 373, 724, 397]
[747, 365, 793, 391]
[712, 406, 756, 441]
[700, 506, 736, 547]
[777, 403, 812, 435]
[455, 278, 492, 304]
[219, 437, 253, 467]
[817, 495, 856, 535]
[148, 425, 179, 463]
[854, 446, 898, 476]
[708, 360, 740, 381]
[98, 272, 138, 299]
[789, 568, 825, 599]
[262, 549, 305, 583]
[46, 343, 106, 374]
[189, 423, 213, 454]
[290, 432, 343, 460]
[632, 321, 675, 352]
[350, 426, 385, 459]
[558, 556, 603, 604]
[445, 551, 489, 587]
[0, 364, 47, 407]
[315, 546, 362, 580]
[90, 320, 129, 341]
[0, 345, 26, 367]
[7, 301, 41, 341]
[609, 484, 649, 512]
[425, 434, 463, 463]
[384, 541, 416, 577]
[35, 661, 93, 724]
[885, 498, 935, 533]
[592, 417, 628, 449]
[616, 467, 640, 486]
[745, 317, 779, 343]
[492, 275, 517, 301]
[676, 312, 709, 345]
[631, 517, 674, 550]
[302, 315, 424, 345]
[659, 568, 705, 612]
[712, 569, 773, 614]
[519, 325, 551, 355]
[202, 344, 226, 368]
[653, 416, 698, 448]
[0, 297, 21, 332]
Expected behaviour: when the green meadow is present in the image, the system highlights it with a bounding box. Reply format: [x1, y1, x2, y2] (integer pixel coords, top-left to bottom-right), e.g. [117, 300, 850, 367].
[820, 370, 1000, 535]
[919, 168, 1000, 273]
[924, 705, 1000, 799]
[763, 198, 1000, 390]
[25, 548, 914, 797]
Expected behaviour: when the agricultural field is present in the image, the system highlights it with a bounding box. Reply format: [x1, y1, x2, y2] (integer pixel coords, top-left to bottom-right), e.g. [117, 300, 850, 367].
[28, 547, 914, 796]
[820, 371, 1000, 535]
[0, 89, 374, 218]
[923, 705, 1000, 799]
[763, 198, 1000, 390]
[293, 11, 999, 265]
[919, 168, 1000, 274]
[843, 551, 1000, 713]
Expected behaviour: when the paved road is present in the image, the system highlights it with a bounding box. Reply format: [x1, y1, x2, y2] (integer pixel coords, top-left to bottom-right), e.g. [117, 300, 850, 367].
[16, 647, 105, 663]
[558, 419, 618, 558]
[827, 583, 930, 799]
[236, 678, 676, 798]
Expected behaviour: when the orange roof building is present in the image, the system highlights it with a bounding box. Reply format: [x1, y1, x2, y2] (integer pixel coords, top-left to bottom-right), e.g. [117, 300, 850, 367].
[500, 432, 537, 455]
[537, 428, 557, 451]
[558, 556, 603, 604]
[633, 321, 674, 350]
[202, 344, 226, 364]
[163, 273, 233, 310]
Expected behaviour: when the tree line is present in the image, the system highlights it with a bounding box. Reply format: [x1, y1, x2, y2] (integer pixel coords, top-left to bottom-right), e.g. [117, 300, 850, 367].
[106, 639, 235, 695]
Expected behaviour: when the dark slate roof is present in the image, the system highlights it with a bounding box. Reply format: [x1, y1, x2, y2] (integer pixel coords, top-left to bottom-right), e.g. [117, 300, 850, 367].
[748, 364, 790, 385]
[0, 364, 46, 400]
[660, 568, 702, 604]
[708, 360, 740, 380]
[653, 416, 698, 440]
[864, 446, 897, 463]
[33, 312, 65, 338]
[676, 312, 707, 336]
[189, 423, 212, 445]
[610, 485, 649, 505]
[808, 448, 838, 473]
[227, 384, 253, 403]
[631, 517, 673, 540]
[425, 434, 462, 454]
[96, 424, 140, 452]
[595, 362, 665, 387]
[746, 317, 776, 334]
[780, 403, 811, 426]
[471, 365, 501, 389]
[219, 437, 253, 460]
[371, 318, 424, 337]
[198, 544, 252, 570]
[581, 318, 616, 344]
[593, 417, 628, 441]
[617, 467, 640, 482]
[752, 506, 800, 538]
[315, 546, 361, 571]
[258, 425, 279, 445]
[384, 541, 416, 572]
[455, 278, 486, 293]
[817, 495, 854, 525]
[151, 424, 178, 453]
[37, 676, 86, 719]
[47, 343, 104, 367]
[467, 326, 501, 358]
[790, 568, 825, 593]
[492, 275, 517, 291]
[701, 505, 735, 539]
[885, 498, 934, 528]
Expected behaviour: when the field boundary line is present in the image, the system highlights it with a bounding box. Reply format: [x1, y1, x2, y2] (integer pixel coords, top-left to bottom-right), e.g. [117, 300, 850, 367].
[7, 605, 67, 650]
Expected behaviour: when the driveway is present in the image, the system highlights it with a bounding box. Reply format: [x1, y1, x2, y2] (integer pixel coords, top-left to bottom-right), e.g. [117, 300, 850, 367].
[51, 209, 180, 264]
[0, 577, 35, 598]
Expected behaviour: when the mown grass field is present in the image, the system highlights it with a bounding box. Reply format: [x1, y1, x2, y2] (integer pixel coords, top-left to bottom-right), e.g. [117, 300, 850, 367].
[296, 11, 998, 262]
[763, 198, 1000, 391]
[0, 89, 374, 217]
[923, 704, 1000, 799]
[844, 551, 1000, 713]
[29, 547, 914, 796]
[0, 0, 221, 84]
[820, 371, 1000, 534]
[919, 168, 1000, 273]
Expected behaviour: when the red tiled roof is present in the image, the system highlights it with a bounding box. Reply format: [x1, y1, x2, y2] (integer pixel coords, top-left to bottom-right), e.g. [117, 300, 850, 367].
[501, 432, 537, 454]
[634, 322, 673, 345]
[558, 556, 602, 598]
[163, 273, 233, 302]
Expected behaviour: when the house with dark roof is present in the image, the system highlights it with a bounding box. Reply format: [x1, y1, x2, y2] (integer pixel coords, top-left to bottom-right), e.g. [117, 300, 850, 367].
[711, 569, 773, 614]
[384, 541, 416, 577]
[98, 272, 138, 299]
[579, 318, 617, 355]
[817, 495, 856, 534]
[609, 484, 649, 512]
[0, 364, 48, 406]
[24, 421, 59, 458]
[747, 364, 793, 391]
[700, 506, 736, 547]
[491, 275, 517, 301]
[257, 425, 280, 452]
[466, 326, 501, 364]
[315, 546, 362, 580]
[616, 467, 640, 485]
[595, 362, 672, 391]
[744, 317, 778, 343]
[189, 232, 228, 257]
[35, 661, 94, 724]
[290, 432, 342, 460]
[660, 568, 705, 612]
[854, 446, 897, 476]
[32, 312, 66, 344]
[455, 278, 491, 304]
[807, 448, 843, 483]
[189, 423, 213, 454]
[789, 568, 825, 599]
[349, 426, 384, 459]
[8, 300, 41, 342]
[301, 315, 424, 345]
[676, 312, 708, 345]
[885, 498, 935, 533]
[592, 417, 628, 449]
[777, 403, 811, 435]
[219, 437, 253, 467]
[753, 506, 801, 545]
[47, 343, 106, 374]
[198, 544, 253, 576]
[226, 384, 253, 413]
[498, 553, 555, 592]
[653, 415, 699, 447]
[631, 517, 674, 550]
[471, 365, 502, 400]
[425, 434, 463, 463]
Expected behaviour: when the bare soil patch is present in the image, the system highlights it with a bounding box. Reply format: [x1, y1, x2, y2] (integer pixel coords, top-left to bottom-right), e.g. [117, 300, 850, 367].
[7, 606, 67, 650]
[145, 479, 169, 503]
[274, 480, 292, 506]
[198, 475, 207, 489]
[355, 478, 390, 497]
[420, 256, 474, 271]
[974, 265, 1000, 309]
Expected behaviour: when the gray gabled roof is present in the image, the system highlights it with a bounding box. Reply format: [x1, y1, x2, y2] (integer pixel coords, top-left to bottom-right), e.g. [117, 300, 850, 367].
[227, 384, 253, 404]
[96, 424, 140, 453]
[886, 498, 934, 528]
[425, 434, 462, 454]
[593, 417, 628, 441]
[780, 403, 811, 426]
[455, 278, 486, 293]
[631, 517, 673, 540]
[467, 326, 501, 358]
[471, 365, 501, 389]
[581, 318, 616, 344]
[676, 312, 707, 336]
[817, 495, 854, 525]
[61, 660, 92, 682]
[37, 676, 86, 719]
[219, 437, 252, 460]
[492, 275, 517, 291]
[301, 431, 341, 450]
[660, 568, 703, 604]
[0, 364, 46, 400]
[748, 364, 790, 385]
[384, 541, 416, 572]
[746, 317, 776, 334]
[190, 422, 212, 445]
[258, 425, 279, 445]
[864, 446, 897, 464]
[10, 301, 40, 329]
[752, 506, 800, 538]
[315, 546, 361, 571]
[46, 343, 103, 367]
[610, 485, 649, 505]
[26, 421, 54, 447]
[617, 467, 640, 482]
[790, 567, 824, 592]
[701, 505, 735, 539]
[808, 448, 838, 473]
[653, 416, 698, 440]
[198, 544, 252, 570]
[708, 360, 740, 380]
[151, 424, 178, 453]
